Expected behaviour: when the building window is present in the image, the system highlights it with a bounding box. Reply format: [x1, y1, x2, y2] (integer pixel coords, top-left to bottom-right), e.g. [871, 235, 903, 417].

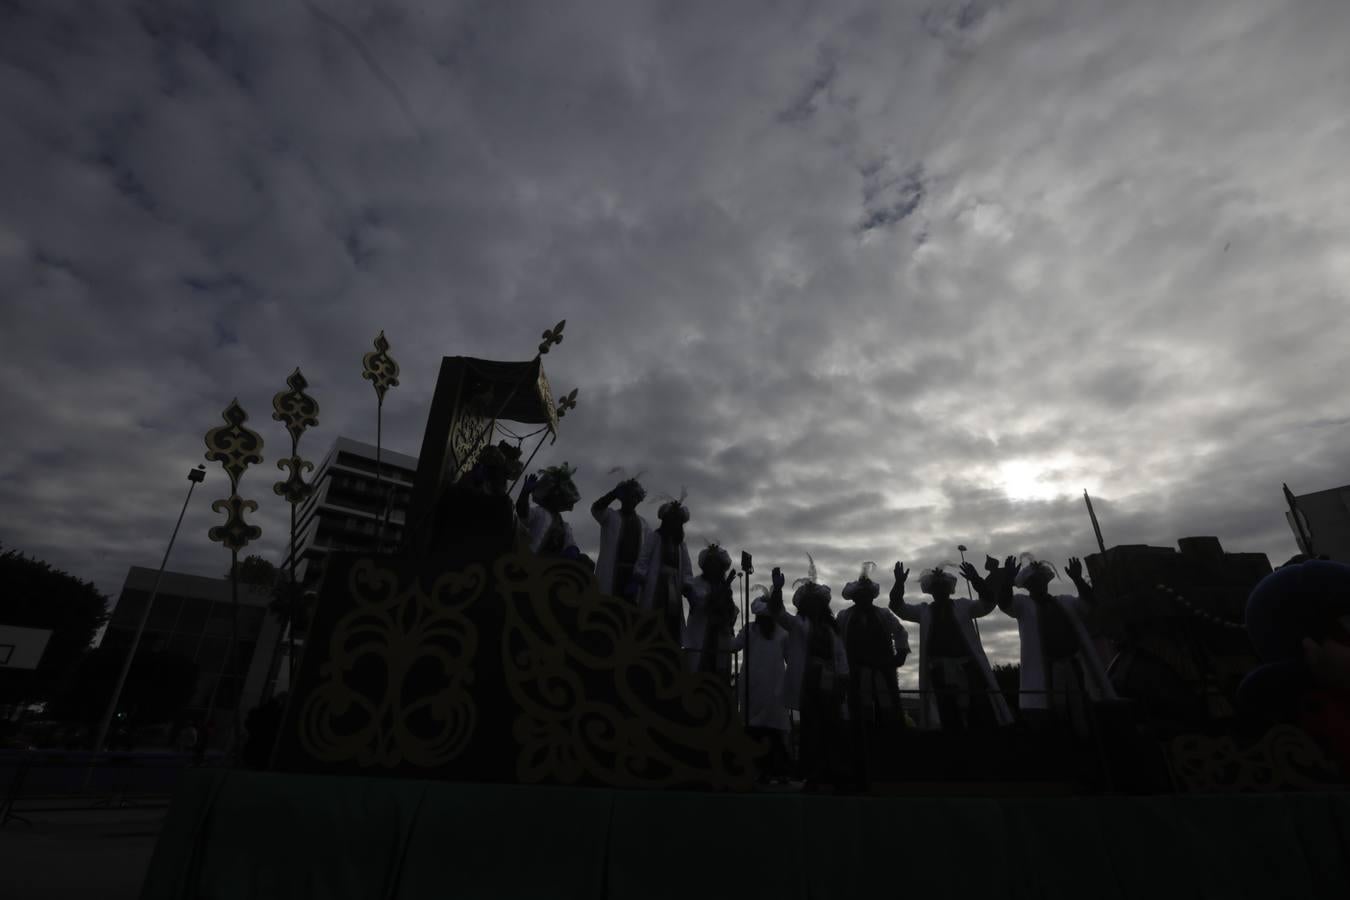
[147, 594, 184, 631]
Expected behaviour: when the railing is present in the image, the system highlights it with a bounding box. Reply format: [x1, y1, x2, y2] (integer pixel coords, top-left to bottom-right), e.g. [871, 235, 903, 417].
[0, 751, 213, 828]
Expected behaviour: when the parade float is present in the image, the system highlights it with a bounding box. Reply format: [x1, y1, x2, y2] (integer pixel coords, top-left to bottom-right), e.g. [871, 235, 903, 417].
[138, 325, 1349, 900]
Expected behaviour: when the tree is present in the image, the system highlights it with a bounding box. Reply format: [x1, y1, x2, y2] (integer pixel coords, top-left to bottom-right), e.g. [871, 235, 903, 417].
[230, 554, 308, 697]
[0, 543, 110, 708]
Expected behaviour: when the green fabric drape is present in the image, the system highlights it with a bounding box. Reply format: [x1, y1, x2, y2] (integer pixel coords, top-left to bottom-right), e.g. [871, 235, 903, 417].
[142, 771, 1350, 900]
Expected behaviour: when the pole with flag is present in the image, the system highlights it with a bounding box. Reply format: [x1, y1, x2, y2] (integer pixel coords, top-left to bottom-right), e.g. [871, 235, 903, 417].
[1084, 490, 1107, 555]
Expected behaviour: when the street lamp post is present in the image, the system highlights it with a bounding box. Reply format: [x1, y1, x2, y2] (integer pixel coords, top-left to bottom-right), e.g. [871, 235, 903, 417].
[90, 465, 207, 760]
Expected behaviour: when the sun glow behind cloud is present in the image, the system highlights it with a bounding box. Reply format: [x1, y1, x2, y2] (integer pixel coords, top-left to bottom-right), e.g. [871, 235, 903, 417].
[996, 457, 1100, 503]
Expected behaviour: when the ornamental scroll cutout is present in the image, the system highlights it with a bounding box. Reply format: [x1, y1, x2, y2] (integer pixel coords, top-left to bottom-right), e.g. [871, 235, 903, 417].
[204, 399, 264, 493]
[497, 552, 759, 790]
[361, 330, 400, 404]
[297, 558, 484, 768]
[208, 495, 263, 552]
[271, 368, 320, 445]
[274, 456, 316, 505]
[1169, 725, 1344, 793]
[448, 387, 494, 485]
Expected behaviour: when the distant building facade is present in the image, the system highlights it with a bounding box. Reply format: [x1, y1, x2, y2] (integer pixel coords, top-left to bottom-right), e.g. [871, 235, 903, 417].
[103, 567, 280, 747]
[1285, 484, 1350, 564]
[269, 437, 418, 694]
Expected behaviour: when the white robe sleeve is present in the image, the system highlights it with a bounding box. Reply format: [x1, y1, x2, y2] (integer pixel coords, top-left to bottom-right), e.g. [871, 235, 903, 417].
[886, 611, 911, 658]
[526, 507, 552, 552]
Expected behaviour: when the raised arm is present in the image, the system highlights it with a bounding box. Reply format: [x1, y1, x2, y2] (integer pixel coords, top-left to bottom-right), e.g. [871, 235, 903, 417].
[996, 555, 1019, 615]
[960, 561, 997, 618]
[888, 562, 922, 622]
[768, 567, 802, 635]
[516, 473, 538, 522]
[590, 484, 619, 524]
[1066, 557, 1095, 606]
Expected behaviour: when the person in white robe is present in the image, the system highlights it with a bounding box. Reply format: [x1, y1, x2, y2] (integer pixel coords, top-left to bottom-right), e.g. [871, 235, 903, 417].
[517, 462, 581, 559]
[590, 475, 652, 599]
[683, 543, 739, 681]
[730, 588, 791, 782]
[888, 558, 1014, 731]
[767, 560, 850, 790]
[633, 496, 693, 643]
[999, 554, 1117, 735]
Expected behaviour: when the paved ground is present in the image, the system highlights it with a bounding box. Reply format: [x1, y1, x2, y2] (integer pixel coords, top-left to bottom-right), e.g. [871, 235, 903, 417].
[0, 806, 166, 900]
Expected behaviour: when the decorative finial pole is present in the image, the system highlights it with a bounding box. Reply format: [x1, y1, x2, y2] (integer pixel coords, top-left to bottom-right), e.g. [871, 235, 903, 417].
[204, 398, 264, 760]
[273, 368, 319, 686]
[511, 388, 579, 494]
[362, 331, 400, 553]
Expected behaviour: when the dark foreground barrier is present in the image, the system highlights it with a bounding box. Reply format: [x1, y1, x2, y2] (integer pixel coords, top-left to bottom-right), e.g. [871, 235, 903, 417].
[0, 751, 210, 826]
[141, 768, 1350, 900]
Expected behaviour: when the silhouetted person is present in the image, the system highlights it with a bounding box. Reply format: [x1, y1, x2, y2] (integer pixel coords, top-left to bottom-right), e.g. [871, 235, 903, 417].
[518, 463, 582, 558]
[684, 543, 739, 682]
[591, 476, 651, 600]
[998, 555, 1116, 736]
[890, 558, 1012, 731]
[1238, 559, 1350, 773]
[731, 588, 792, 782]
[837, 563, 910, 789]
[768, 561, 850, 791]
[633, 495, 692, 642]
[436, 441, 527, 556]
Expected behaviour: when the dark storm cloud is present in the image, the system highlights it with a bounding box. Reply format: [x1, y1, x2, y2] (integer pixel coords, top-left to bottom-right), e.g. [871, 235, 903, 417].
[2, 0, 1348, 687]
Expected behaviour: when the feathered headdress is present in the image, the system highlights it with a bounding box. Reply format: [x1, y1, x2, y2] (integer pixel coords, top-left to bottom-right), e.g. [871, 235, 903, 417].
[607, 466, 648, 502]
[698, 541, 732, 572]
[842, 561, 881, 602]
[751, 583, 770, 616]
[657, 487, 690, 523]
[532, 462, 581, 507]
[1014, 552, 1058, 588]
[919, 562, 960, 594]
[792, 553, 831, 608]
[477, 441, 524, 480]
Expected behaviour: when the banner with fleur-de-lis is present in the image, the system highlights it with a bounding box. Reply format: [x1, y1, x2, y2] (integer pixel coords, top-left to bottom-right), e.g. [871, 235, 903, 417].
[362, 330, 400, 405]
[205, 398, 264, 552]
[273, 368, 319, 506]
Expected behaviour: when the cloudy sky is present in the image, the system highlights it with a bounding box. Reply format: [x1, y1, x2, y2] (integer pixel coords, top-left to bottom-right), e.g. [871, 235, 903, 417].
[3, 0, 1348, 674]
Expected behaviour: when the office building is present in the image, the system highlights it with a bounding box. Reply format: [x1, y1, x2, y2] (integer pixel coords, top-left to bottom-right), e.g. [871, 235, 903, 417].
[269, 436, 418, 694]
[102, 567, 280, 746]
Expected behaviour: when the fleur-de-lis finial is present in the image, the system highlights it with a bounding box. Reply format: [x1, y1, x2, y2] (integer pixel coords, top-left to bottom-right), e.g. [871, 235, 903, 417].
[362, 330, 400, 404]
[556, 387, 578, 419]
[538, 320, 566, 356]
[204, 399, 264, 495]
[272, 367, 320, 445]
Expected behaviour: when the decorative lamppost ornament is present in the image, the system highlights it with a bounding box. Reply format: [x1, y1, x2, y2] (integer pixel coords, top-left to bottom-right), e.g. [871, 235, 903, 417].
[362, 330, 400, 551]
[273, 368, 319, 683]
[204, 398, 264, 758]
